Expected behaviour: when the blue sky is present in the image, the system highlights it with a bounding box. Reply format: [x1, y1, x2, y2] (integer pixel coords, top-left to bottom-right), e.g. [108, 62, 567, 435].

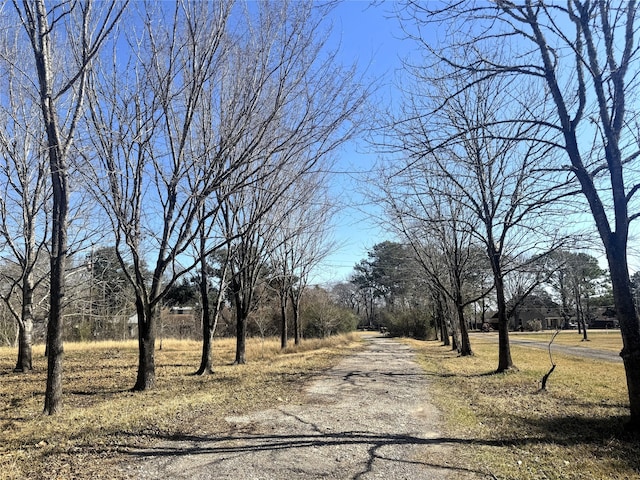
[309, 1, 409, 285]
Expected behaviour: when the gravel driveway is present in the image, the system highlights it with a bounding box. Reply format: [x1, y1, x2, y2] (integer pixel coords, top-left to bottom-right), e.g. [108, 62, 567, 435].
[125, 336, 466, 479]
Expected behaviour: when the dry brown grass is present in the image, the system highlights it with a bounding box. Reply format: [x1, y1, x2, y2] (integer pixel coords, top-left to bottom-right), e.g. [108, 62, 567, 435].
[406, 334, 640, 480]
[0, 334, 362, 480]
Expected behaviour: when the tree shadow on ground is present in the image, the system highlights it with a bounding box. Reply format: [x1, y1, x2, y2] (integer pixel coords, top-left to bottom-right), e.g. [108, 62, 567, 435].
[115, 429, 491, 479]
[523, 413, 640, 444]
[68, 389, 131, 396]
[517, 413, 640, 473]
[104, 409, 640, 479]
[420, 370, 505, 379]
[340, 369, 431, 384]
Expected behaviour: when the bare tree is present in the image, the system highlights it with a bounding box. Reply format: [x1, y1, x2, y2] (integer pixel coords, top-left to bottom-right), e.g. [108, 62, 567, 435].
[224, 186, 275, 365]
[288, 201, 337, 346]
[223, 167, 333, 363]
[269, 178, 337, 347]
[403, 0, 640, 427]
[376, 173, 480, 355]
[193, 207, 230, 375]
[331, 282, 360, 312]
[221, 163, 315, 363]
[86, 1, 232, 390]
[10, 0, 126, 413]
[0, 30, 51, 371]
[87, 0, 364, 382]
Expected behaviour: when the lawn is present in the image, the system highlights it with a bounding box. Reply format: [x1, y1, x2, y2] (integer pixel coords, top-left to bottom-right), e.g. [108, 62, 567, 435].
[0, 334, 362, 480]
[407, 330, 640, 480]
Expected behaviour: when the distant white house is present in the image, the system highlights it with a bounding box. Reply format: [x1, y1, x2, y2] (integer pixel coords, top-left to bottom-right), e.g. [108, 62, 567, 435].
[127, 314, 138, 337]
[126, 306, 199, 339]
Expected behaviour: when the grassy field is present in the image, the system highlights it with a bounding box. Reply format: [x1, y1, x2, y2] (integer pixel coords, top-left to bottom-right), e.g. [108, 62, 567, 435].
[0, 334, 362, 480]
[407, 330, 640, 480]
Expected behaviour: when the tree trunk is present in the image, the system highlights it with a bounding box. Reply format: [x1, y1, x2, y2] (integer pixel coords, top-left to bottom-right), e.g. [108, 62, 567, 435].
[198, 327, 215, 375]
[437, 297, 450, 346]
[487, 245, 514, 372]
[15, 320, 33, 372]
[441, 323, 450, 346]
[280, 292, 288, 349]
[292, 298, 301, 345]
[579, 292, 589, 341]
[197, 274, 214, 374]
[565, 122, 640, 427]
[198, 246, 230, 374]
[432, 310, 440, 341]
[23, 0, 69, 415]
[198, 290, 225, 374]
[456, 302, 473, 356]
[43, 132, 69, 414]
[196, 228, 215, 375]
[494, 274, 514, 372]
[582, 294, 590, 341]
[230, 275, 248, 365]
[233, 283, 247, 364]
[451, 328, 458, 352]
[448, 301, 462, 353]
[575, 286, 583, 335]
[198, 324, 215, 375]
[44, 300, 64, 414]
[607, 244, 640, 429]
[235, 309, 247, 365]
[133, 300, 156, 391]
[14, 286, 34, 372]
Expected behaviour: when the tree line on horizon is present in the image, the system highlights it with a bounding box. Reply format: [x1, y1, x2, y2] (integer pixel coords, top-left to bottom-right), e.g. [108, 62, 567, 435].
[343, 240, 618, 343]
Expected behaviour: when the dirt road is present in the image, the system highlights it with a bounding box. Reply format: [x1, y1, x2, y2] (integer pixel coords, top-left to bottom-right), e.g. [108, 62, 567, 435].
[124, 336, 468, 479]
